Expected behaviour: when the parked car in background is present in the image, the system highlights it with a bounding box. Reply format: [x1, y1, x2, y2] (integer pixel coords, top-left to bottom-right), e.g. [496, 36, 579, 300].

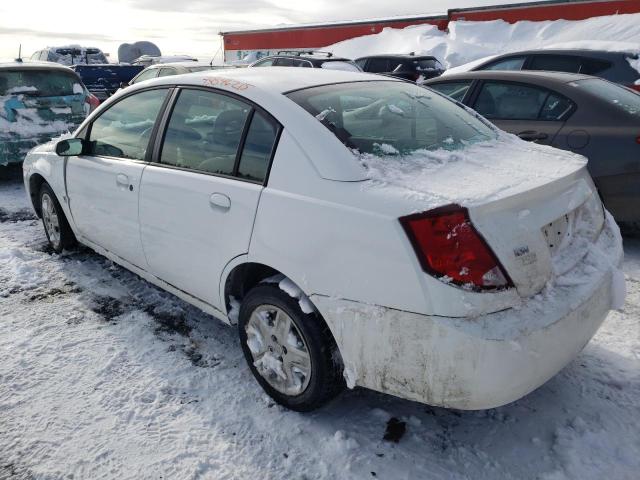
[127, 62, 238, 86]
[30, 46, 109, 66]
[23, 68, 622, 413]
[424, 70, 640, 226]
[131, 55, 198, 68]
[249, 51, 361, 72]
[71, 64, 144, 101]
[445, 49, 640, 92]
[1, 62, 97, 166]
[355, 54, 445, 82]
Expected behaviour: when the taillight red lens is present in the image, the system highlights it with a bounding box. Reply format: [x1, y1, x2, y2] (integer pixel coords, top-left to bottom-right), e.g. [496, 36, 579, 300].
[400, 205, 513, 291]
[85, 93, 100, 111]
[630, 84, 640, 92]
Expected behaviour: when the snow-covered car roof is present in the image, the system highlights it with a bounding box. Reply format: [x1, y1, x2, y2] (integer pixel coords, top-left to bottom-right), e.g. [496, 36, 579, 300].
[134, 66, 391, 94]
[0, 61, 78, 73]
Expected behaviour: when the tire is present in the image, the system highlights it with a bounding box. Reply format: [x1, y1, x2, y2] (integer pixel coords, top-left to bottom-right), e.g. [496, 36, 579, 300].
[238, 284, 345, 411]
[39, 183, 76, 253]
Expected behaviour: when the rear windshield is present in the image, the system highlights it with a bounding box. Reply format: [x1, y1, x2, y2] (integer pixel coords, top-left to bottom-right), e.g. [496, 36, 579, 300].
[573, 78, 640, 118]
[0, 70, 80, 97]
[320, 61, 361, 72]
[186, 66, 214, 73]
[287, 81, 496, 155]
[416, 59, 442, 71]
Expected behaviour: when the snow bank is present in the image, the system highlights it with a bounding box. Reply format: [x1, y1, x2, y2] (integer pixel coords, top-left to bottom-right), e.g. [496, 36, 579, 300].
[325, 13, 640, 72]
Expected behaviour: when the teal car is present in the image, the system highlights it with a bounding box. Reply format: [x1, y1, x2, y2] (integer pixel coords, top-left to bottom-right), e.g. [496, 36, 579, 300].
[1, 62, 98, 166]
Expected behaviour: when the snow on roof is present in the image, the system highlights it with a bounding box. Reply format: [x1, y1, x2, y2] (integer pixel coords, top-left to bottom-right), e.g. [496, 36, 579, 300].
[0, 61, 77, 72]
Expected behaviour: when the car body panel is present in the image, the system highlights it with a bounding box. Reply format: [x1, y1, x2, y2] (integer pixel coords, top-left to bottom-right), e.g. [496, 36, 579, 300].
[21, 68, 624, 408]
[424, 71, 640, 223]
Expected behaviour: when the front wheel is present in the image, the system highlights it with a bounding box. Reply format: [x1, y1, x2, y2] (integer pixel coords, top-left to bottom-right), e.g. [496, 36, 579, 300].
[238, 284, 344, 411]
[39, 183, 76, 253]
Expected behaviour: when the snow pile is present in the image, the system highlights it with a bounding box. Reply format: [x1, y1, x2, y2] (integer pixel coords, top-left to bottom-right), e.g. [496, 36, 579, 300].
[358, 131, 587, 206]
[325, 13, 640, 71]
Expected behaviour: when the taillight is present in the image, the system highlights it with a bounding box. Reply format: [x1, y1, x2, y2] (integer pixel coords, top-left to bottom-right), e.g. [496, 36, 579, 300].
[629, 84, 640, 92]
[400, 204, 513, 291]
[85, 92, 100, 112]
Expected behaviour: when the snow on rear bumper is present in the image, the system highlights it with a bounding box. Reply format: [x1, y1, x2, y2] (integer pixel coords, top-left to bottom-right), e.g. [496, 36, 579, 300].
[311, 213, 624, 409]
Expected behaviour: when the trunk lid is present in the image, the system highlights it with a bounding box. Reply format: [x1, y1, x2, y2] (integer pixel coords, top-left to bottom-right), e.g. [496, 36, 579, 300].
[362, 133, 604, 298]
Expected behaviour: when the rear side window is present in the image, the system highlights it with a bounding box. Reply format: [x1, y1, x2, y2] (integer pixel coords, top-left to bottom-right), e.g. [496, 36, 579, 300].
[428, 81, 473, 102]
[132, 69, 158, 83]
[473, 81, 573, 121]
[481, 56, 526, 71]
[0, 70, 80, 96]
[573, 78, 640, 118]
[366, 58, 391, 73]
[88, 88, 168, 160]
[237, 111, 279, 182]
[160, 89, 251, 176]
[320, 61, 361, 72]
[528, 55, 582, 73]
[157, 68, 177, 77]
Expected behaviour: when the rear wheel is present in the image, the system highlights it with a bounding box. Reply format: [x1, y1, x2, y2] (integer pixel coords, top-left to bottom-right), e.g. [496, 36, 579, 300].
[238, 284, 344, 411]
[39, 183, 76, 253]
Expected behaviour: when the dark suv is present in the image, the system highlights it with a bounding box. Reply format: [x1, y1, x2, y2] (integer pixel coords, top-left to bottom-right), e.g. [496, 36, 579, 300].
[467, 49, 640, 92]
[249, 51, 361, 72]
[355, 54, 445, 82]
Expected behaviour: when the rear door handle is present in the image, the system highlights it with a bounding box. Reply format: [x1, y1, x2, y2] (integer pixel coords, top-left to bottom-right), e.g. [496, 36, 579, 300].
[209, 193, 231, 210]
[517, 130, 549, 142]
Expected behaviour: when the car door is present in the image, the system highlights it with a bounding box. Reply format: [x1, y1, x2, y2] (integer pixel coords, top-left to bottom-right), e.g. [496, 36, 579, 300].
[139, 88, 280, 309]
[469, 80, 574, 145]
[66, 87, 170, 269]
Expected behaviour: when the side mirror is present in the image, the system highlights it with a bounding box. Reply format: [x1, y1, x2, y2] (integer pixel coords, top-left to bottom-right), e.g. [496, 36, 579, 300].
[55, 138, 84, 157]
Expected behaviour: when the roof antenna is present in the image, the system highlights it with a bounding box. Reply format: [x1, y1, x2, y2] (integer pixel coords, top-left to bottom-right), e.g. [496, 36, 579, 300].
[15, 43, 23, 63]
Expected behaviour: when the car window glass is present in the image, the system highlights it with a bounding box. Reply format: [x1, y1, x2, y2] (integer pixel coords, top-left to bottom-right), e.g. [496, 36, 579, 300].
[579, 58, 612, 75]
[320, 61, 361, 72]
[527, 55, 582, 73]
[160, 89, 251, 175]
[355, 59, 367, 69]
[482, 56, 526, 71]
[237, 111, 278, 182]
[254, 58, 274, 67]
[133, 69, 158, 83]
[274, 58, 294, 67]
[428, 81, 473, 102]
[540, 93, 574, 120]
[0, 70, 79, 96]
[88, 88, 167, 160]
[474, 81, 549, 120]
[287, 81, 495, 155]
[157, 68, 176, 77]
[573, 78, 640, 118]
[416, 59, 440, 71]
[366, 58, 390, 73]
[292, 59, 312, 67]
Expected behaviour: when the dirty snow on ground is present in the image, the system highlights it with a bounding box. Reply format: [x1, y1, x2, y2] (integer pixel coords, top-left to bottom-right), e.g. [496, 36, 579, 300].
[325, 13, 640, 73]
[0, 178, 639, 479]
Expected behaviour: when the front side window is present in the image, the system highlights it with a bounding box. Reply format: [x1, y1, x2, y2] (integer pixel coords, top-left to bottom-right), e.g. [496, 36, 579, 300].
[88, 88, 168, 160]
[481, 56, 526, 71]
[287, 81, 495, 155]
[473, 81, 557, 120]
[160, 89, 251, 175]
[428, 81, 473, 102]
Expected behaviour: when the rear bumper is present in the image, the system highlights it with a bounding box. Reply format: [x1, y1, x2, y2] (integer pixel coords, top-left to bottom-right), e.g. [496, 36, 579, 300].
[312, 213, 624, 409]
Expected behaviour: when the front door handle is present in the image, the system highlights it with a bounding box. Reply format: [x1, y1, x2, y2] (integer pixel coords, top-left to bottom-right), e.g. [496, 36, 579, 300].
[517, 130, 549, 142]
[209, 193, 231, 210]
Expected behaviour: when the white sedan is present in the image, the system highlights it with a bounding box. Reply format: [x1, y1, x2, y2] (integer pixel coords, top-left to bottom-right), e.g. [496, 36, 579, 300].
[22, 68, 624, 412]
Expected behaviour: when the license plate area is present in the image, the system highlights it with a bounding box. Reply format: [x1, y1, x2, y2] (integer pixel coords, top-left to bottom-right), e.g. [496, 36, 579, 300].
[542, 212, 574, 256]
